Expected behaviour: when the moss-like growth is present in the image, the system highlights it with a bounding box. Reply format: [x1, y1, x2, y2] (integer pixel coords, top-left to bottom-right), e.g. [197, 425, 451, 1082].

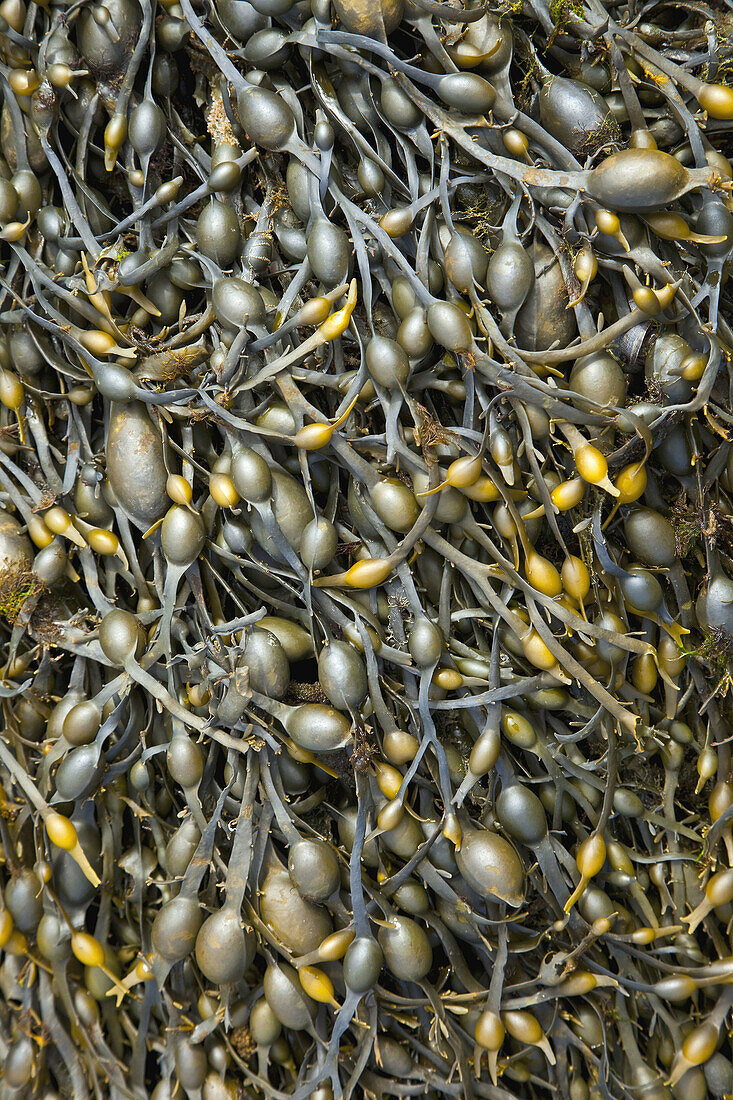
[412, 401, 454, 461]
[684, 629, 733, 672]
[230, 1026, 256, 1061]
[454, 189, 504, 245]
[670, 492, 705, 558]
[575, 113, 622, 156]
[0, 566, 44, 625]
[547, 0, 586, 48]
[549, 0, 586, 29]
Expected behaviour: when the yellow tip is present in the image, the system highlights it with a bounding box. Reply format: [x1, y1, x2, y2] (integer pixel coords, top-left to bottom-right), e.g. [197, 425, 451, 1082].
[563, 875, 588, 914]
[317, 280, 358, 341]
[70, 841, 101, 888]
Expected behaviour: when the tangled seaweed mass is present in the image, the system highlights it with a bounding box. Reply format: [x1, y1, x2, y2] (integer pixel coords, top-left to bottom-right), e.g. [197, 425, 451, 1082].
[4, 0, 733, 1096]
